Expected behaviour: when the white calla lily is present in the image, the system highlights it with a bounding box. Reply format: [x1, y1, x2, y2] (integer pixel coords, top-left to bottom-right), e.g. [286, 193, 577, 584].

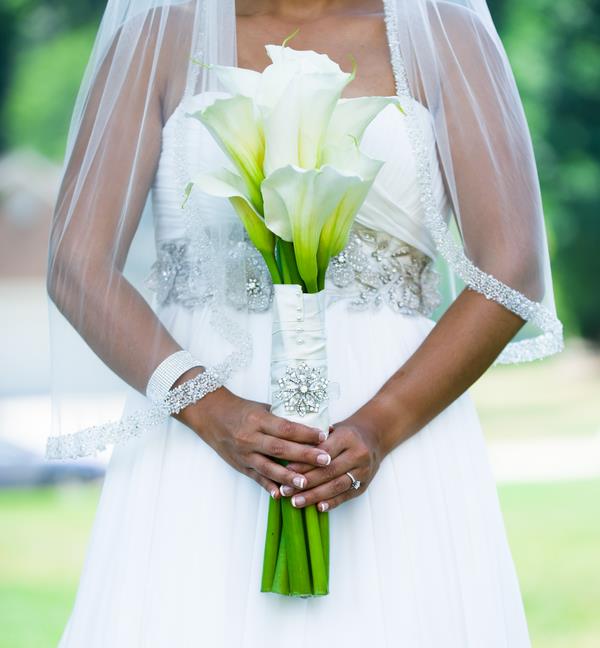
[263, 71, 352, 173]
[324, 97, 400, 150]
[265, 45, 344, 75]
[207, 64, 262, 98]
[186, 95, 265, 211]
[262, 165, 367, 291]
[316, 155, 384, 286]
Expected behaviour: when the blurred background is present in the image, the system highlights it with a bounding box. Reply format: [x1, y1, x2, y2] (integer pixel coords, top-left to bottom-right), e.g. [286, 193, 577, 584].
[0, 1, 599, 646]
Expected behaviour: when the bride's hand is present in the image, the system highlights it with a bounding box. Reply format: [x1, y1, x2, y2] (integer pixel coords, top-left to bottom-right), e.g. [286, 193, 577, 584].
[175, 374, 332, 499]
[281, 413, 385, 512]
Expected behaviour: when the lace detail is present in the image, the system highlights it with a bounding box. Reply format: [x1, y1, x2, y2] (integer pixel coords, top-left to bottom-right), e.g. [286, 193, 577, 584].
[381, 0, 563, 363]
[145, 224, 440, 319]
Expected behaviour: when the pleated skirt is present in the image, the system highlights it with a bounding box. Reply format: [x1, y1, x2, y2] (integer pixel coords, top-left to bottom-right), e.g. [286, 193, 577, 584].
[58, 298, 531, 647]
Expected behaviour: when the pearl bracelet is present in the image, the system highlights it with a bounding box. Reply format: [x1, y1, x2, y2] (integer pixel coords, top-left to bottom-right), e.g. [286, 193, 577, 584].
[146, 350, 203, 403]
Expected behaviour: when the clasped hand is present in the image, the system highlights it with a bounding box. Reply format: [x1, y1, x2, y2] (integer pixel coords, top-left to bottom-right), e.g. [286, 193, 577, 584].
[181, 386, 384, 511]
[281, 418, 384, 512]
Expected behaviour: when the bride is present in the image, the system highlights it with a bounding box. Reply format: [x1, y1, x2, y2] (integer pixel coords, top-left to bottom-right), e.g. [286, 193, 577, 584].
[47, 0, 563, 646]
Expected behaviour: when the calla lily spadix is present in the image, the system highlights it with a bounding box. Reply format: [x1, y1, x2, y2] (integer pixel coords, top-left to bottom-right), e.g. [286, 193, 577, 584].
[184, 39, 405, 598]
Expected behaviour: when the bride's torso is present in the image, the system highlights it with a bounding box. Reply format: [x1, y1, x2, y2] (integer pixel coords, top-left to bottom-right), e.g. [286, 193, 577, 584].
[148, 90, 448, 316]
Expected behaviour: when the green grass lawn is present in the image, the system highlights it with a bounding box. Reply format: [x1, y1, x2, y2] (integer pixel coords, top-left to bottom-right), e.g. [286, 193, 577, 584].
[471, 341, 600, 440]
[500, 479, 600, 648]
[0, 486, 100, 648]
[0, 480, 599, 648]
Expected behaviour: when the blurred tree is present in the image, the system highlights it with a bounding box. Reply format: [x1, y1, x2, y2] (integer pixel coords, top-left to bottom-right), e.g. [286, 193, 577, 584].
[499, 0, 600, 342]
[0, 0, 103, 154]
[0, 4, 21, 151]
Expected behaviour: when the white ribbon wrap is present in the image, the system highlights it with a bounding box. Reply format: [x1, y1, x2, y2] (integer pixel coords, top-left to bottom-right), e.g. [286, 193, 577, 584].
[269, 284, 330, 436]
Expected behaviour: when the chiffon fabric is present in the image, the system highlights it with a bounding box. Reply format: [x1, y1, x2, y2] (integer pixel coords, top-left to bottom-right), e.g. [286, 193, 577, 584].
[57, 96, 531, 647]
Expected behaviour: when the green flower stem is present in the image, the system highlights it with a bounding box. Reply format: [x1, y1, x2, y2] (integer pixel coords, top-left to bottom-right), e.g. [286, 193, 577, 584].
[272, 531, 290, 595]
[261, 250, 283, 285]
[305, 504, 329, 595]
[260, 496, 282, 592]
[278, 240, 305, 289]
[319, 509, 330, 577]
[317, 265, 328, 292]
[281, 498, 312, 595]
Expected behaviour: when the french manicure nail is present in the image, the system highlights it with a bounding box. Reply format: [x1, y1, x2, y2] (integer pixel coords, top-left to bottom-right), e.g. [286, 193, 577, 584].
[318, 431, 328, 442]
[318, 502, 329, 512]
[292, 495, 306, 508]
[270, 488, 278, 499]
[316, 453, 331, 466]
[280, 484, 293, 496]
[292, 476, 306, 489]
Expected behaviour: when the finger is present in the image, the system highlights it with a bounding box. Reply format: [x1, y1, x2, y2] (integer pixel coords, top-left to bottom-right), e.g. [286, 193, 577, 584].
[244, 467, 281, 500]
[285, 427, 349, 474]
[261, 411, 327, 445]
[259, 434, 332, 468]
[280, 444, 353, 498]
[248, 453, 312, 490]
[289, 463, 361, 509]
[316, 487, 360, 512]
[287, 462, 315, 475]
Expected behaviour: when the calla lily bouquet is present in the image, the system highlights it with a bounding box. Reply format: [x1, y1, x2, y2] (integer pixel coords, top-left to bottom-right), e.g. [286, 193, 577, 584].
[183, 36, 401, 596]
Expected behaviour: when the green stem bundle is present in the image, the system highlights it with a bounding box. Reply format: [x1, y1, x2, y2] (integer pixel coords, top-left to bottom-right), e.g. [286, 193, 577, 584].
[261, 496, 329, 596]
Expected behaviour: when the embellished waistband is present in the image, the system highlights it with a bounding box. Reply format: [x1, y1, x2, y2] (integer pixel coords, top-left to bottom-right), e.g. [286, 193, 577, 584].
[145, 224, 440, 318]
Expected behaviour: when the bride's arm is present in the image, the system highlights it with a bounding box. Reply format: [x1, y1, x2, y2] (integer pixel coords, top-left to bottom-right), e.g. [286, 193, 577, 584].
[47, 12, 179, 392]
[48, 10, 328, 493]
[354, 290, 525, 455]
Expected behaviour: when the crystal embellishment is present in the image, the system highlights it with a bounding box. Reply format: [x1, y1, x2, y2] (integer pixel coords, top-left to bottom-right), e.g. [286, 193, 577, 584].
[327, 224, 441, 316]
[274, 362, 329, 417]
[146, 224, 439, 319]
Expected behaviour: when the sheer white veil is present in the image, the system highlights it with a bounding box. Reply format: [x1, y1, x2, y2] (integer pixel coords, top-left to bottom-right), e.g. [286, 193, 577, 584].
[46, 0, 563, 459]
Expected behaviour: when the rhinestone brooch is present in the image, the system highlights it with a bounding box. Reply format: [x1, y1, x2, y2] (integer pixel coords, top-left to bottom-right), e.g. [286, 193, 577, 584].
[275, 362, 328, 417]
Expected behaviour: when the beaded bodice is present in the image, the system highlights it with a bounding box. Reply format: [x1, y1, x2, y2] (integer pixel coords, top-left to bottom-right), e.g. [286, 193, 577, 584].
[148, 92, 450, 318]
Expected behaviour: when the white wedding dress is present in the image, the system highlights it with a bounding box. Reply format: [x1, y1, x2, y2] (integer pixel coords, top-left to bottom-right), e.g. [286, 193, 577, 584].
[57, 93, 531, 647]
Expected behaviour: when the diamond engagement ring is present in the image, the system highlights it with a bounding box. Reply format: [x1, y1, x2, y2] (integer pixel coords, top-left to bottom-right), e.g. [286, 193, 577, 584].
[346, 471, 361, 490]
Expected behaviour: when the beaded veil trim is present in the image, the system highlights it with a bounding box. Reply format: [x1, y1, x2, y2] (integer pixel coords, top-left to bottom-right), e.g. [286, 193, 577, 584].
[381, 0, 563, 364]
[46, 367, 224, 460]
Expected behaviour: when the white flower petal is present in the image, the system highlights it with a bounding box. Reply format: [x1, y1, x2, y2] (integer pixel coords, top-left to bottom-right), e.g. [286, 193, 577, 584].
[186, 95, 265, 210]
[192, 168, 274, 255]
[325, 97, 399, 148]
[263, 72, 351, 173]
[265, 45, 344, 75]
[209, 64, 262, 98]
